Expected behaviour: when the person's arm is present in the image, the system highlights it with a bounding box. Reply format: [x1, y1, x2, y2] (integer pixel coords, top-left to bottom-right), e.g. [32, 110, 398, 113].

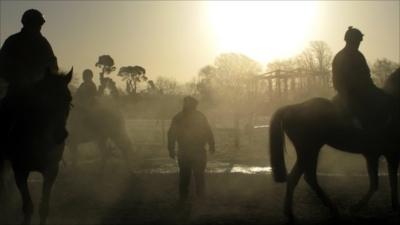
[359, 53, 371, 77]
[204, 116, 215, 153]
[167, 116, 178, 159]
[43, 37, 58, 73]
[0, 37, 14, 82]
[331, 55, 340, 92]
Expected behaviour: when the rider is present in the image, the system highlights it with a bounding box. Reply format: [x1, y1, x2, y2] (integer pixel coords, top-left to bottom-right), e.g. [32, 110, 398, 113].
[0, 9, 58, 90]
[75, 69, 97, 106]
[332, 26, 389, 130]
[0, 9, 66, 143]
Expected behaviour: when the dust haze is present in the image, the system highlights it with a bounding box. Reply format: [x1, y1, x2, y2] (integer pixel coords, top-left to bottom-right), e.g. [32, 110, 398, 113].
[0, 2, 400, 225]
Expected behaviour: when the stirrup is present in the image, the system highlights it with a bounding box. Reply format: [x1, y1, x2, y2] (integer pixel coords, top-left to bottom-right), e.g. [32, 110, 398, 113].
[352, 118, 363, 130]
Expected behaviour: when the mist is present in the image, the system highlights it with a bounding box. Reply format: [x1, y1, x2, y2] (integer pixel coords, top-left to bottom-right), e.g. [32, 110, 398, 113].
[0, 1, 400, 225]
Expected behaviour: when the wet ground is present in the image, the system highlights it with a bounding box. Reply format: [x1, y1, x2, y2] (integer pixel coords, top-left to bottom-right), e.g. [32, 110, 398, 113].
[0, 157, 399, 225]
[1, 121, 399, 225]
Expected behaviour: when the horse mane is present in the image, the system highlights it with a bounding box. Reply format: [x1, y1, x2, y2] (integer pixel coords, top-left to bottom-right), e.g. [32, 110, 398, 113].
[383, 67, 400, 98]
[14, 69, 73, 133]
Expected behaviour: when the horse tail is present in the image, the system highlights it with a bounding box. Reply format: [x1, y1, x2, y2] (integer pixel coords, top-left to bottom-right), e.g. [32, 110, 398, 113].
[270, 106, 288, 182]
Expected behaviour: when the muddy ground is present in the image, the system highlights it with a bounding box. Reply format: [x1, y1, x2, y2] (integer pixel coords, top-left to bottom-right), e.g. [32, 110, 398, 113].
[1, 121, 399, 225]
[0, 158, 399, 225]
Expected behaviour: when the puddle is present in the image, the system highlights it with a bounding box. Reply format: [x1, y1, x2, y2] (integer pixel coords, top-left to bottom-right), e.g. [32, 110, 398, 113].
[130, 163, 272, 175]
[231, 165, 272, 174]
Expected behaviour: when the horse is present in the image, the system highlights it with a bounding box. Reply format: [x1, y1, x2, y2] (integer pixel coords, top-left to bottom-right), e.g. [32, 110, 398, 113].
[269, 68, 400, 222]
[66, 100, 134, 170]
[0, 69, 73, 225]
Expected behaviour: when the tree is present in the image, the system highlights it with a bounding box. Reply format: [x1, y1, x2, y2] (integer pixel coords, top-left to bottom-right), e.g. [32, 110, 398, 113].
[95, 55, 116, 96]
[296, 41, 332, 75]
[371, 58, 400, 87]
[155, 76, 180, 95]
[197, 65, 217, 102]
[211, 53, 261, 101]
[198, 53, 262, 150]
[266, 58, 297, 72]
[117, 65, 146, 95]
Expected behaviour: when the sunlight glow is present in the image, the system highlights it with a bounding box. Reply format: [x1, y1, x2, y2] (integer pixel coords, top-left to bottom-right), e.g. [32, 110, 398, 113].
[207, 1, 319, 63]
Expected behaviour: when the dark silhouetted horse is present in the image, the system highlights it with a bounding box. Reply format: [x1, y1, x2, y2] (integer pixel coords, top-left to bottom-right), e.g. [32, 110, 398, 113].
[270, 68, 400, 222]
[67, 102, 133, 170]
[0, 69, 73, 225]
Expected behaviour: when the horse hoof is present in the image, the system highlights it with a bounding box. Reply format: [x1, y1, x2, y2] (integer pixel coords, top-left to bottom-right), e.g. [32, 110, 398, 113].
[284, 212, 295, 224]
[285, 217, 295, 225]
[21, 219, 31, 225]
[349, 204, 362, 214]
[330, 211, 340, 222]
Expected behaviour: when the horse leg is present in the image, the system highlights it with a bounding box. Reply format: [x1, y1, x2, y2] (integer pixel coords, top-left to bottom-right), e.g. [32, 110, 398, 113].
[0, 158, 5, 197]
[69, 143, 79, 169]
[97, 139, 108, 174]
[351, 155, 379, 212]
[113, 134, 133, 170]
[284, 161, 304, 223]
[14, 170, 33, 225]
[386, 155, 399, 210]
[304, 151, 339, 217]
[0, 159, 5, 219]
[39, 166, 59, 225]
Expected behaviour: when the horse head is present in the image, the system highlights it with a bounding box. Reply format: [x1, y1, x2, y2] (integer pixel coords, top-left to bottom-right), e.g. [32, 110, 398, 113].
[384, 67, 400, 99]
[33, 68, 73, 117]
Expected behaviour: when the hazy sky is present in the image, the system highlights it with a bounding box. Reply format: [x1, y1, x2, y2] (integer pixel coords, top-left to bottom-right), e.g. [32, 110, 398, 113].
[0, 1, 399, 84]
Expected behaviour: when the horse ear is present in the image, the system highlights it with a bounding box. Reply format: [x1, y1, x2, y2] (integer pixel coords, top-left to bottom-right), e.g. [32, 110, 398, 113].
[45, 68, 52, 78]
[66, 67, 73, 84]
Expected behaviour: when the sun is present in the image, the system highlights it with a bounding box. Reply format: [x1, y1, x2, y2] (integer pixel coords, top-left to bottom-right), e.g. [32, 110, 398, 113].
[206, 1, 319, 63]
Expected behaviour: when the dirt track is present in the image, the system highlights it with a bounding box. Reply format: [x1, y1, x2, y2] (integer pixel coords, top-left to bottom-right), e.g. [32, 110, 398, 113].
[1, 161, 399, 225]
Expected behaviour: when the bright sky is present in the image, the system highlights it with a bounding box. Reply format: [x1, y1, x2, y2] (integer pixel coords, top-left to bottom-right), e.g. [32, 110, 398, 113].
[0, 1, 399, 84]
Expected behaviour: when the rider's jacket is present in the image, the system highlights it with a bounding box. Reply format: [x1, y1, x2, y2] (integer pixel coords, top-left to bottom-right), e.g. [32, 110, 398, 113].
[75, 81, 97, 106]
[332, 46, 374, 97]
[0, 28, 58, 91]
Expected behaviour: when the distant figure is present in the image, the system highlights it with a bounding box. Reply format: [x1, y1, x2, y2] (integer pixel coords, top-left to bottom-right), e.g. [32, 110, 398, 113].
[168, 96, 215, 203]
[332, 26, 388, 130]
[75, 69, 97, 107]
[0, 9, 66, 143]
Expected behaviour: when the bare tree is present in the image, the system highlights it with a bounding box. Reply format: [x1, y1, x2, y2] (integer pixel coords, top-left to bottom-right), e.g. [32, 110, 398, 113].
[198, 53, 262, 150]
[266, 58, 297, 72]
[155, 76, 180, 95]
[296, 41, 332, 75]
[371, 58, 400, 86]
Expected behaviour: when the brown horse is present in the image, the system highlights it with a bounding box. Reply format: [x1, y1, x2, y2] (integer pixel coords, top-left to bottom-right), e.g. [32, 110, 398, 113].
[66, 101, 134, 170]
[0, 69, 73, 225]
[270, 68, 400, 222]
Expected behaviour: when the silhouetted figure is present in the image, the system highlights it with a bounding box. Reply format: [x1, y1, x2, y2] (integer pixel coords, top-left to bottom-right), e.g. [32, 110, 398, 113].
[332, 26, 388, 130]
[0, 9, 67, 144]
[75, 69, 97, 106]
[0, 69, 73, 225]
[269, 68, 400, 222]
[0, 9, 58, 89]
[68, 72, 133, 170]
[168, 96, 215, 203]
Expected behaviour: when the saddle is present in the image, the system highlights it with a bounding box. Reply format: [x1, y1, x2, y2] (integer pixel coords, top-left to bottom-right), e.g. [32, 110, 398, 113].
[332, 92, 392, 132]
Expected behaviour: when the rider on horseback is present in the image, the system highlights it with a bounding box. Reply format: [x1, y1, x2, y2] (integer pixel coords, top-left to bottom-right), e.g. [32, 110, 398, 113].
[0, 9, 67, 143]
[75, 69, 97, 106]
[332, 26, 389, 130]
